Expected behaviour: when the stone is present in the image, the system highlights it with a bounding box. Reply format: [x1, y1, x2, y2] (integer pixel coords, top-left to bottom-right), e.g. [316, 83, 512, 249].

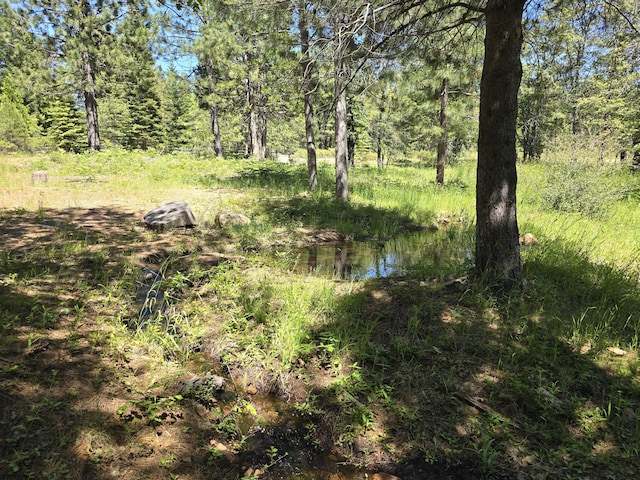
[214, 211, 251, 228]
[144, 201, 196, 230]
[245, 383, 258, 395]
[31, 170, 48, 183]
[520, 233, 538, 245]
[178, 374, 225, 396]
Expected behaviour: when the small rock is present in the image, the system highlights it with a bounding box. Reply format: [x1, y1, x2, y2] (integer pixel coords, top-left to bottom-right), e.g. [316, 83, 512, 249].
[520, 233, 538, 245]
[31, 170, 48, 183]
[215, 211, 251, 228]
[246, 384, 258, 395]
[607, 346, 628, 356]
[178, 374, 225, 395]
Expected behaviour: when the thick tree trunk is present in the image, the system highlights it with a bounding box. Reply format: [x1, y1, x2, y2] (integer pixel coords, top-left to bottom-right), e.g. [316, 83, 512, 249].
[436, 77, 449, 185]
[300, 3, 318, 191]
[475, 0, 525, 290]
[82, 50, 100, 152]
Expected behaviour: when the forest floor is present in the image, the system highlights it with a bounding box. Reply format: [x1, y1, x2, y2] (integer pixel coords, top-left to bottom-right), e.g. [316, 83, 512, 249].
[1, 154, 639, 480]
[0, 204, 474, 480]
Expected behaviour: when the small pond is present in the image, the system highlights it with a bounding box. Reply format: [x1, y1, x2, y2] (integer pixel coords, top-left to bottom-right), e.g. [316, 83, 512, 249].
[291, 228, 472, 280]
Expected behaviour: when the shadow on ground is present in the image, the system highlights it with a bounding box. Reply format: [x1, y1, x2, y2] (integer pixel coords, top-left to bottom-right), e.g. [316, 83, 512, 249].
[1, 206, 639, 480]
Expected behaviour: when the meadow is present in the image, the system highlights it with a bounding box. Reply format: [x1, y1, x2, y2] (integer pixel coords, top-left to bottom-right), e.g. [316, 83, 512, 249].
[0, 150, 639, 480]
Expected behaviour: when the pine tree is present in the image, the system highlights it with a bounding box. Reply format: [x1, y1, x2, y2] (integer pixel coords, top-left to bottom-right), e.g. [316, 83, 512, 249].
[43, 98, 86, 152]
[0, 78, 40, 152]
[160, 70, 199, 151]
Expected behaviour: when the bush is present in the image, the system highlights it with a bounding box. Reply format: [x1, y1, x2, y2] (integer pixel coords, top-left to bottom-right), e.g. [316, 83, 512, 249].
[541, 161, 622, 216]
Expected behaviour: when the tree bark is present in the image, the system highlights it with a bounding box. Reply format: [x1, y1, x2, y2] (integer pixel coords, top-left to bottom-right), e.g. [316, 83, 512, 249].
[80, 0, 99, 152]
[334, 15, 349, 202]
[347, 100, 356, 169]
[335, 59, 349, 201]
[82, 49, 100, 152]
[211, 104, 222, 157]
[436, 77, 449, 185]
[258, 94, 267, 159]
[475, 0, 525, 291]
[377, 120, 384, 168]
[205, 58, 223, 157]
[300, 3, 318, 191]
[245, 50, 264, 159]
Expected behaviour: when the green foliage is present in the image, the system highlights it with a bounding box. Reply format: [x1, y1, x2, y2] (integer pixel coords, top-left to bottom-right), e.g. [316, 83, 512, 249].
[0, 78, 39, 152]
[540, 161, 624, 216]
[160, 70, 200, 152]
[42, 98, 86, 153]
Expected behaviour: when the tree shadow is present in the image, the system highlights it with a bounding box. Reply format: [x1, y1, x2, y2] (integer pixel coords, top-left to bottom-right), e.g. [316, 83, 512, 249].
[2, 204, 638, 479]
[291, 236, 640, 478]
[198, 161, 335, 193]
[0, 206, 228, 479]
[260, 195, 432, 242]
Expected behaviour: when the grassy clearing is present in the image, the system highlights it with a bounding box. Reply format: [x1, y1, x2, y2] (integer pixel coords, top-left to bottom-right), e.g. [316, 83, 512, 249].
[0, 151, 639, 479]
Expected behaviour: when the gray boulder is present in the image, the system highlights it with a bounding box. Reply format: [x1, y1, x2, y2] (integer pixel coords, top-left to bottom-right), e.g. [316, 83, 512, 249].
[144, 201, 196, 230]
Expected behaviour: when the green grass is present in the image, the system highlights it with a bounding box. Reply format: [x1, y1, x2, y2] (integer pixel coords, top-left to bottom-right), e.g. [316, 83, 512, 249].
[0, 151, 639, 479]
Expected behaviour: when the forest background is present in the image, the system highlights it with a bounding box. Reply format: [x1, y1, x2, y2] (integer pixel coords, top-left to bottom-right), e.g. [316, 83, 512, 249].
[1, 0, 639, 169]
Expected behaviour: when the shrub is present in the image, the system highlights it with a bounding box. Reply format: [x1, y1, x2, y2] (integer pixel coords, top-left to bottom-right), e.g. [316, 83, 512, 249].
[541, 161, 622, 216]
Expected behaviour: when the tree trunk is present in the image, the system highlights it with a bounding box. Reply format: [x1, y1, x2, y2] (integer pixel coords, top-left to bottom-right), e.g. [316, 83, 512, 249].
[258, 94, 267, 159]
[205, 58, 223, 157]
[83, 50, 100, 152]
[475, 0, 525, 291]
[377, 122, 384, 168]
[244, 50, 263, 159]
[334, 15, 349, 202]
[210, 104, 222, 157]
[246, 74, 261, 158]
[436, 77, 449, 185]
[300, 3, 318, 191]
[335, 60, 349, 201]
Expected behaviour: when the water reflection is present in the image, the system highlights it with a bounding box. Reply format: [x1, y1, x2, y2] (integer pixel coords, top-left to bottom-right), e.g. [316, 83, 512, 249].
[295, 230, 445, 280]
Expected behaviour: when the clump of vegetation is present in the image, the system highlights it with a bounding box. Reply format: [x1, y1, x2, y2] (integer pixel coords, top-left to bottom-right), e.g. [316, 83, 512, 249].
[541, 160, 626, 216]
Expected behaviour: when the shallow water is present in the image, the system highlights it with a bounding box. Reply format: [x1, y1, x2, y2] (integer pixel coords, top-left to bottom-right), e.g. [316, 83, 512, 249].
[292, 229, 444, 280]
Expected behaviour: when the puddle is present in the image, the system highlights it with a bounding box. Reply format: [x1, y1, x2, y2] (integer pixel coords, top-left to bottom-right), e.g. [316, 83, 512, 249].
[292, 229, 467, 280]
[133, 268, 166, 326]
